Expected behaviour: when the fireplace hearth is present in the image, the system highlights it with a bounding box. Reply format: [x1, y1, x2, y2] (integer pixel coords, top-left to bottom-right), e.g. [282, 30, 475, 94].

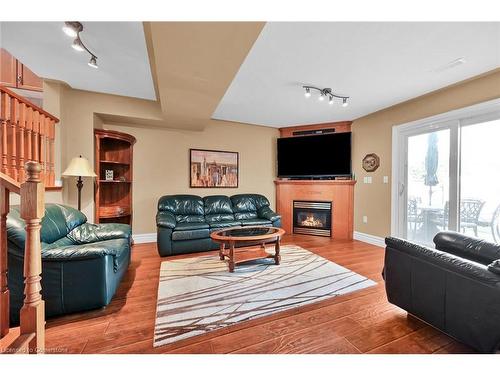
[293, 201, 332, 237]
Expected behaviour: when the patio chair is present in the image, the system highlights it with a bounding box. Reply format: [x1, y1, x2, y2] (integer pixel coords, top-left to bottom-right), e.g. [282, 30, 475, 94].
[443, 199, 485, 237]
[492, 203, 500, 243]
[407, 197, 423, 239]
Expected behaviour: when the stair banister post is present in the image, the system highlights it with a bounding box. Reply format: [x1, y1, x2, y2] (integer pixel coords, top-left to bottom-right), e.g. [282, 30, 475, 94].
[19, 161, 45, 354]
[0, 185, 9, 338]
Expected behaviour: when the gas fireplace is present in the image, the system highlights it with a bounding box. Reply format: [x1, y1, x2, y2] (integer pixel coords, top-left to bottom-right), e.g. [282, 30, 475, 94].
[293, 200, 332, 237]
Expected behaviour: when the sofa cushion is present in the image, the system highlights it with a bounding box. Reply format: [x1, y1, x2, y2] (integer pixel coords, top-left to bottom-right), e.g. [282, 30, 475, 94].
[203, 195, 234, 215]
[231, 194, 258, 220]
[172, 229, 210, 241]
[209, 221, 242, 229]
[7, 204, 87, 247]
[67, 223, 132, 245]
[156, 211, 176, 229]
[231, 195, 257, 216]
[205, 214, 235, 223]
[176, 214, 206, 223]
[240, 218, 273, 226]
[158, 195, 205, 216]
[175, 222, 209, 231]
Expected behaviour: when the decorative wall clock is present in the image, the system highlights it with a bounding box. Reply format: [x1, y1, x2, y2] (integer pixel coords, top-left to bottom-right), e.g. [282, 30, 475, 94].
[362, 153, 380, 172]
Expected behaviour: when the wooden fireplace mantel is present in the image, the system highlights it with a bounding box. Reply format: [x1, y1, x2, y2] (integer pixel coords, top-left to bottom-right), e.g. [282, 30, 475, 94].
[274, 179, 356, 239]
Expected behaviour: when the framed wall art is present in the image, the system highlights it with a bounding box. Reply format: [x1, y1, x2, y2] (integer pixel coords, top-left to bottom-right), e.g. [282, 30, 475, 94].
[189, 149, 239, 188]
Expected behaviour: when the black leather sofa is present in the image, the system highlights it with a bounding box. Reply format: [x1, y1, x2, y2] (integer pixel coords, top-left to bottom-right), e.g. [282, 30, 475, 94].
[7, 204, 132, 325]
[384, 231, 500, 353]
[156, 194, 281, 256]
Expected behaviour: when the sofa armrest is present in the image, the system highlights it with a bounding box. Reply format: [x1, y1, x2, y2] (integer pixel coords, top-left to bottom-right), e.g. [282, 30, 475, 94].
[385, 236, 500, 286]
[258, 206, 281, 222]
[156, 211, 176, 229]
[433, 231, 500, 265]
[67, 223, 132, 245]
[41, 242, 122, 261]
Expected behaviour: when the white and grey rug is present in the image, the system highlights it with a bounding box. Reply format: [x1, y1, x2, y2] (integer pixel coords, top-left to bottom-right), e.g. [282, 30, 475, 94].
[153, 245, 376, 347]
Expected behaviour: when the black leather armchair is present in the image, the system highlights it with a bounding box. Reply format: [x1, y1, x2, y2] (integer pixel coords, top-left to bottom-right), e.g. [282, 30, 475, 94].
[7, 204, 132, 324]
[156, 194, 281, 256]
[384, 231, 500, 353]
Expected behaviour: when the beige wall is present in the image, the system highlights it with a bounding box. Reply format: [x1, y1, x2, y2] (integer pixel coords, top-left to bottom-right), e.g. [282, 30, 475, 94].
[352, 69, 500, 238]
[45, 68, 500, 238]
[42, 83, 278, 234]
[103, 122, 278, 234]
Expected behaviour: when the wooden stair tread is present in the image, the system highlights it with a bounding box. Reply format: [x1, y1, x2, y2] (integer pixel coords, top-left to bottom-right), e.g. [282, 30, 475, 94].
[0, 327, 20, 352]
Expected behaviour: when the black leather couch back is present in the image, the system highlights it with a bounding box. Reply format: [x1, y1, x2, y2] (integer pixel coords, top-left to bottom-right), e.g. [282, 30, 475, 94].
[230, 194, 270, 220]
[434, 231, 500, 265]
[203, 195, 235, 223]
[157, 194, 205, 223]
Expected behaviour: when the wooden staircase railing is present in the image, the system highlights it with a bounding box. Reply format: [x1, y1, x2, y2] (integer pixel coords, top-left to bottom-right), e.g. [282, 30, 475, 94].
[0, 162, 45, 354]
[0, 86, 59, 187]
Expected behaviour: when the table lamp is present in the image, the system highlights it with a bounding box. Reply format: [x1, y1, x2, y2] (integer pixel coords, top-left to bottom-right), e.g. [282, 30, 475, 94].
[62, 155, 97, 211]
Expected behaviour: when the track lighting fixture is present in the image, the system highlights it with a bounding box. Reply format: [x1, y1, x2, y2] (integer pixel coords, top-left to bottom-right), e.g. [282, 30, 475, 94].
[88, 56, 98, 69]
[302, 85, 349, 108]
[72, 38, 85, 52]
[62, 22, 83, 38]
[63, 21, 99, 69]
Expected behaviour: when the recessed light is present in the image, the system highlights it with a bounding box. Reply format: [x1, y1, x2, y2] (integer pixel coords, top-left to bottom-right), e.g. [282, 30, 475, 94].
[432, 58, 466, 73]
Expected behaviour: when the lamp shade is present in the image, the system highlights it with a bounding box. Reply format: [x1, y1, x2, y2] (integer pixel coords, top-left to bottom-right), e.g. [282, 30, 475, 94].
[62, 155, 97, 178]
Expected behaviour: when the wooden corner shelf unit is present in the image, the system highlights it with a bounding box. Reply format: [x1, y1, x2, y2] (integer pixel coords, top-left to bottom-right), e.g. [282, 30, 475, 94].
[94, 129, 136, 227]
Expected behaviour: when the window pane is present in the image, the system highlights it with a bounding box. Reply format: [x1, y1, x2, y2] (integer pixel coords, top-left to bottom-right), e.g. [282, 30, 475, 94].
[460, 119, 500, 243]
[407, 129, 450, 246]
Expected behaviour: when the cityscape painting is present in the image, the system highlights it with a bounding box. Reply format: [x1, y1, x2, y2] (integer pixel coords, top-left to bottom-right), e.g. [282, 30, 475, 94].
[190, 149, 239, 188]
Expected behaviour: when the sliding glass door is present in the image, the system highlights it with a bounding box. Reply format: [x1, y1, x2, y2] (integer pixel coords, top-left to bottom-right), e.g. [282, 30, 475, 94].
[393, 100, 500, 246]
[460, 117, 500, 243]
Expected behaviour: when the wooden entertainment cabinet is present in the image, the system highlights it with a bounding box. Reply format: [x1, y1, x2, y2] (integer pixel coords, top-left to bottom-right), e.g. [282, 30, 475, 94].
[275, 121, 355, 239]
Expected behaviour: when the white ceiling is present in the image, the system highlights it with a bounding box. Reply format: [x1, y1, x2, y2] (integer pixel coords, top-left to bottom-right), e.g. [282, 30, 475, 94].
[212, 22, 500, 127]
[0, 22, 156, 100]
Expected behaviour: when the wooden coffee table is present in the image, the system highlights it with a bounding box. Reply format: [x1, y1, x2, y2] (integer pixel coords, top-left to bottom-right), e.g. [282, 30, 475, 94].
[210, 226, 286, 272]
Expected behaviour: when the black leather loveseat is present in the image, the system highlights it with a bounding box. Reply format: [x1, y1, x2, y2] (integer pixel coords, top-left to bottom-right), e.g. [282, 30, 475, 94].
[7, 204, 132, 325]
[384, 231, 500, 353]
[156, 194, 281, 256]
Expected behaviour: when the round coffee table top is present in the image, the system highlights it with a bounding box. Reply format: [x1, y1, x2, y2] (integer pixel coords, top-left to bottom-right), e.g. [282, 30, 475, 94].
[210, 226, 285, 242]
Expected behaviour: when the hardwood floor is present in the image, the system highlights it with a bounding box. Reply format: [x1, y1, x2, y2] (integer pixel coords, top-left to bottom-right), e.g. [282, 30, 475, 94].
[42, 235, 475, 354]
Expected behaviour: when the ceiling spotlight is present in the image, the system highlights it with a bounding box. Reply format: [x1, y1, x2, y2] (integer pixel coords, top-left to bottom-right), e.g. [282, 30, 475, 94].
[62, 21, 82, 38]
[72, 38, 85, 52]
[88, 56, 98, 69]
[302, 85, 349, 108]
[64, 21, 100, 69]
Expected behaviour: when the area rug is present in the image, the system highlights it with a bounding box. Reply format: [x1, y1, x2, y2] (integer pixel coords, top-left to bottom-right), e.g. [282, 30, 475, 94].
[153, 245, 376, 347]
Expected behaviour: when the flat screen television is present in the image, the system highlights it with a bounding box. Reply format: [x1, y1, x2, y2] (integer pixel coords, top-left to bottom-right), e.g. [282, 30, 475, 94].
[277, 132, 352, 178]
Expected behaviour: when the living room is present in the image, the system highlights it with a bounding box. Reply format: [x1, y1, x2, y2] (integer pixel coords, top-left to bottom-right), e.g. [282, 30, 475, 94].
[1, 0, 500, 372]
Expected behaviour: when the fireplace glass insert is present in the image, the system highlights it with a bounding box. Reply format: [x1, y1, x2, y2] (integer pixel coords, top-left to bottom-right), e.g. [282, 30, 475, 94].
[293, 201, 332, 237]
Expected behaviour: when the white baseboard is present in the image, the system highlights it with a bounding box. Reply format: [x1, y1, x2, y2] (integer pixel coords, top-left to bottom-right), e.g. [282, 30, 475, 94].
[133, 231, 386, 247]
[132, 232, 156, 244]
[353, 231, 385, 248]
